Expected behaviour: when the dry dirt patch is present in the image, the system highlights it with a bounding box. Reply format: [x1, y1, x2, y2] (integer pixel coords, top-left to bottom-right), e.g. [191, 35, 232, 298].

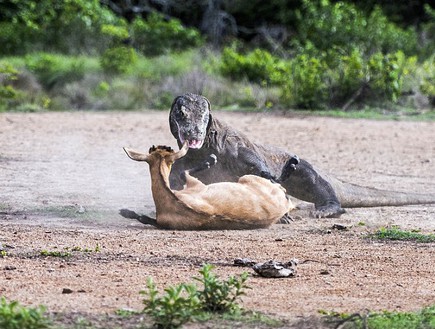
[0, 111, 434, 324]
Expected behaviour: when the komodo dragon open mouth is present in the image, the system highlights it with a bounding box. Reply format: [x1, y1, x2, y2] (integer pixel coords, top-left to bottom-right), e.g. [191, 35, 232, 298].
[170, 93, 210, 150]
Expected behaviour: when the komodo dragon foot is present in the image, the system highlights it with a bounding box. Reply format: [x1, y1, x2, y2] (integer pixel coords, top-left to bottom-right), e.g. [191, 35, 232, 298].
[180, 154, 218, 181]
[311, 202, 346, 218]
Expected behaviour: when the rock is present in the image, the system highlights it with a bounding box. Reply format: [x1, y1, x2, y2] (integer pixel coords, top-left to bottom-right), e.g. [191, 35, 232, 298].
[253, 259, 298, 278]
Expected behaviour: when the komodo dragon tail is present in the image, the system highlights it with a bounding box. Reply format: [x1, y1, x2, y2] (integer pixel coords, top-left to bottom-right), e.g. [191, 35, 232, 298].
[330, 178, 435, 208]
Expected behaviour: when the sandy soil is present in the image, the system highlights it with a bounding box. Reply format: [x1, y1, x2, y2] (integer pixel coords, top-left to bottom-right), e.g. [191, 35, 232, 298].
[0, 111, 434, 326]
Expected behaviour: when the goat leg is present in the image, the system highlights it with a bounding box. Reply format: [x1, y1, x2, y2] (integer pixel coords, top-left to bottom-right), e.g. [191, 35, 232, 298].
[119, 209, 158, 227]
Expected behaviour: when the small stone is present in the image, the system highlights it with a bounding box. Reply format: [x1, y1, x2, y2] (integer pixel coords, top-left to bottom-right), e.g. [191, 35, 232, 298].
[234, 258, 257, 267]
[4, 265, 17, 271]
[62, 288, 73, 294]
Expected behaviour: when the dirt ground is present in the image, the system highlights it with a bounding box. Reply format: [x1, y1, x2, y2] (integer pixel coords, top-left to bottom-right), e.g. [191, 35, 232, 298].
[1, 110, 434, 326]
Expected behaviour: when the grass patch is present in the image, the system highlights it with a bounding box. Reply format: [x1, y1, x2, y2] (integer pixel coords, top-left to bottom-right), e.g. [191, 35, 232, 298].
[0, 297, 50, 329]
[141, 264, 250, 328]
[293, 107, 435, 121]
[322, 305, 435, 329]
[369, 226, 435, 243]
[40, 250, 71, 258]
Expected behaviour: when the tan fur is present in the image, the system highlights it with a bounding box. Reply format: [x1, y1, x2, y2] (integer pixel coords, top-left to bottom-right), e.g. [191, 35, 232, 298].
[124, 142, 293, 230]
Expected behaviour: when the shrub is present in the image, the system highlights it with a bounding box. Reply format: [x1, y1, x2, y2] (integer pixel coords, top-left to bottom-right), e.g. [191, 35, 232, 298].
[367, 51, 417, 103]
[294, 0, 417, 56]
[131, 13, 203, 57]
[25, 53, 85, 90]
[194, 264, 249, 313]
[219, 47, 285, 84]
[0, 0, 120, 55]
[141, 264, 250, 328]
[0, 63, 20, 111]
[142, 278, 201, 329]
[282, 53, 328, 109]
[100, 46, 138, 75]
[420, 56, 435, 106]
[0, 297, 50, 329]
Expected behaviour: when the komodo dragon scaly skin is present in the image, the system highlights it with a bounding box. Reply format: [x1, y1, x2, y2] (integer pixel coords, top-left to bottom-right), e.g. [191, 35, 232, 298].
[169, 93, 435, 218]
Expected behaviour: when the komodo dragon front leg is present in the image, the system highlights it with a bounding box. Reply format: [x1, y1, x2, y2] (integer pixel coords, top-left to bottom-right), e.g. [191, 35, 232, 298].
[281, 159, 345, 218]
[240, 149, 344, 218]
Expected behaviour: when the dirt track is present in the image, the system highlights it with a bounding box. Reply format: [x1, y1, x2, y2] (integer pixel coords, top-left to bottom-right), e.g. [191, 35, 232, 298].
[1, 111, 434, 325]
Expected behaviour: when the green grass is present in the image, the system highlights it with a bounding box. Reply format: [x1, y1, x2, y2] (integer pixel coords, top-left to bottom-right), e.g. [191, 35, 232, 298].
[0, 297, 50, 329]
[322, 305, 435, 329]
[295, 107, 435, 121]
[40, 250, 71, 258]
[369, 226, 435, 243]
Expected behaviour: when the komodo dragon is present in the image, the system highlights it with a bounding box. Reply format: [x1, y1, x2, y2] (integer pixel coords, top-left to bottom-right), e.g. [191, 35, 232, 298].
[169, 93, 435, 218]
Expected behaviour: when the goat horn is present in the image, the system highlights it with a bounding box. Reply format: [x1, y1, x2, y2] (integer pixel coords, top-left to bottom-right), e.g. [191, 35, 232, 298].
[170, 141, 189, 162]
[123, 147, 150, 162]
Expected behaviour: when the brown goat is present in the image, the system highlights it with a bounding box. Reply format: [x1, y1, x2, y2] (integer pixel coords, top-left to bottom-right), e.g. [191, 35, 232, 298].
[123, 142, 293, 230]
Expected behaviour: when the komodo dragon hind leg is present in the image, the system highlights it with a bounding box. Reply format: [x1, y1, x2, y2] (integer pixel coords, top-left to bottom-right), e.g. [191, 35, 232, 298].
[180, 154, 217, 182]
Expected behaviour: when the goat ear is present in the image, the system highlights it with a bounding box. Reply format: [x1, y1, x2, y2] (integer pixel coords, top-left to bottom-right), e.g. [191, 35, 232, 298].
[123, 147, 149, 162]
[170, 141, 189, 162]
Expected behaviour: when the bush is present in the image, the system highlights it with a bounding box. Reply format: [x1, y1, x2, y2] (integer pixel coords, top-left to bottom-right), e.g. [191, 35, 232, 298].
[142, 278, 201, 329]
[220, 47, 285, 84]
[131, 13, 203, 57]
[367, 51, 417, 103]
[100, 46, 138, 75]
[0, 297, 50, 329]
[25, 53, 86, 90]
[284, 54, 328, 109]
[194, 264, 249, 313]
[294, 0, 418, 56]
[0, 0, 120, 55]
[0, 63, 20, 111]
[420, 56, 435, 106]
[141, 264, 250, 328]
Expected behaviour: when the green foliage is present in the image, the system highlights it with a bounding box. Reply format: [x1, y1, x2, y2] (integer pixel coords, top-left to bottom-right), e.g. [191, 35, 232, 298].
[284, 53, 328, 109]
[220, 47, 285, 84]
[0, 297, 50, 329]
[367, 51, 417, 103]
[420, 56, 435, 106]
[141, 264, 250, 329]
[294, 0, 417, 56]
[0, 63, 20, 110]
[324, 305, 435, 329]
[141, 278, 202, 329]
[100, 46, 138, 75]
[25, 53, 85, 90]
[40, 250, 71, 257]
[194, 264, 249, 313]
[130, 13, 203, 57]
[370, 226, 435, 243]
[0, 0, 120, 55]
[219, 46, 418, 109]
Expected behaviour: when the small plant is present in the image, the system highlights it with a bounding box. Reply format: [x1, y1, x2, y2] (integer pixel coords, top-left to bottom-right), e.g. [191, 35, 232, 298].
[322, 305, 435, 329]
[40, 250, 71, 258]
[0, 296, 50, 329]
[141, 264, 250, 328]
[370, 226, 435, 243]
[194, 264, 249, 313]
[141, 278, 201, 329]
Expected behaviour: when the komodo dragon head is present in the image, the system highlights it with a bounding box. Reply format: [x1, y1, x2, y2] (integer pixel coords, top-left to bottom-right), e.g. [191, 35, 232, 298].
[169, 93, 211, 149]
